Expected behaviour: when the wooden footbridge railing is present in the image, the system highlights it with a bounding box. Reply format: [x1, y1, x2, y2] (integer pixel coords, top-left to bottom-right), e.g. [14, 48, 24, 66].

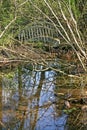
[15, 20, 61, 47]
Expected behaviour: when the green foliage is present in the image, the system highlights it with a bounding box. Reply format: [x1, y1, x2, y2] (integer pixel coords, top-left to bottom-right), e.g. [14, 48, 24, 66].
[36, 42, 43, 48]
[0, 0, 14, 26]
[63, 107, 77, 114]
[5, 72, 15, 79]
[70, 0, 80, 20]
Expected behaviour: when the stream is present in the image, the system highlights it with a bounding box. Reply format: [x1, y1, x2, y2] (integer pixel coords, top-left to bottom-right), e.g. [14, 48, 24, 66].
[0, 64, 87, 130]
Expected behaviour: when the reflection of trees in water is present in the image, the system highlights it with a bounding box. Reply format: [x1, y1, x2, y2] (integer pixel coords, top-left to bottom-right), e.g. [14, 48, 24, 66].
[1, 65, 47, 129]
[17, 66, 56, 130]
[0, 67, 69, 129]
[29, 70, 45, 130]
[18, 65, 46, 130]
[1, 65, 87, 130]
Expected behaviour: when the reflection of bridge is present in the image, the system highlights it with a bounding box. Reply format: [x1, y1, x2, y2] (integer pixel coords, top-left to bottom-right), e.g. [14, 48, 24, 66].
[16, 21, 60, 46]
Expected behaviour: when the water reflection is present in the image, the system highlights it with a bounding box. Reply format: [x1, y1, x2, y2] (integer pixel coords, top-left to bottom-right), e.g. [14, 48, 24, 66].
[0, 65, 87, 130]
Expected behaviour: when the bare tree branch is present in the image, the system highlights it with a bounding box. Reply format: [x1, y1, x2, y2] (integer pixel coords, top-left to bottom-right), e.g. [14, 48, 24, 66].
[0, 0, 29, 39]
[17, 0, 29, 8]
[0, 17, 16, 39]
[58, 1, 86, 58]
[43, 0, 71, 42]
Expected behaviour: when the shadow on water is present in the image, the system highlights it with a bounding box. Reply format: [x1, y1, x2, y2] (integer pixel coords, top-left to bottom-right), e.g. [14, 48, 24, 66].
[0, 64, 87, 130]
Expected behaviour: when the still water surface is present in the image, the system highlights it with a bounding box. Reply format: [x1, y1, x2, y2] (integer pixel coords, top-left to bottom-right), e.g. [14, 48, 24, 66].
[0, 64, 87, 130]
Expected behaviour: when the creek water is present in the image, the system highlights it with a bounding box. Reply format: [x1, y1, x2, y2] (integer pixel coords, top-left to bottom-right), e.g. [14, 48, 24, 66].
[0, 64, 87, 130]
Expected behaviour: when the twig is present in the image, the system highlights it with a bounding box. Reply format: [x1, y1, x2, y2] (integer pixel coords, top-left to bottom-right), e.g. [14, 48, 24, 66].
[0, 17, 16, 39]
[43, 0, 70, 41]
[58, 1, 86, 58]
[17, 0, 29, 8]
[0, 120, 6, 128]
